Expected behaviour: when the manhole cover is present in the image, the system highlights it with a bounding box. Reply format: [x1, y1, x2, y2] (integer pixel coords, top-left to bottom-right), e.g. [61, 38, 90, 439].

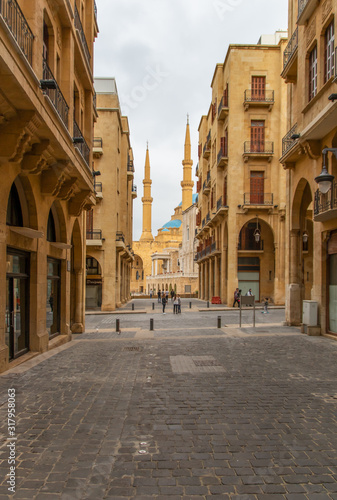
[193, 359, 221, 367]
[123, 346, 143, 352]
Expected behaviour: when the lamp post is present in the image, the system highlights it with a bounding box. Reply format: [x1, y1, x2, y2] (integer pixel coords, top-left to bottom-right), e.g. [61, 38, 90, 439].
[253, 215, 261, 243]
[314, 148, 336, 194]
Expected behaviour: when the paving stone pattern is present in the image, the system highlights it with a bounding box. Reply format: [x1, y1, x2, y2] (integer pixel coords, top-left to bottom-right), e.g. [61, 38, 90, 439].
[0, 309, 336, 498]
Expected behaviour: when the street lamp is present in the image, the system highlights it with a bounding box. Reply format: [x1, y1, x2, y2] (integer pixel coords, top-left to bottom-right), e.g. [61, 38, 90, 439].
[253, 215, 261, 243]
[314, 148, 336, 194]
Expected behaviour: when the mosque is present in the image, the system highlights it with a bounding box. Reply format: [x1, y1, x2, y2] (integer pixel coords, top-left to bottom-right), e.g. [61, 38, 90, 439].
[131, 120, 199, 296]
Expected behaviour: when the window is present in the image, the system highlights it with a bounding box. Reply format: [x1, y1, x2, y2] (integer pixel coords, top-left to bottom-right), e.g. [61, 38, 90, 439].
[325, 21, 335, 82]
[47, 210, 56, 242]
[6, 184, 23, 227]
[309, 45, 318, 101]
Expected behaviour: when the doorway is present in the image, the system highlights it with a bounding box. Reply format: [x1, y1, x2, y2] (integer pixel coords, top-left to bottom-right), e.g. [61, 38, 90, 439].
[6, 250, 29, 360]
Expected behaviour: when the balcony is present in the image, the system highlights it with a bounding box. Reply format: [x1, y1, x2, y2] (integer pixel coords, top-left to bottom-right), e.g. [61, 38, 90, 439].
[211, 196, 228, 223]
[297, 0, 316, 25]
[0, 0, 33, 65]
[94, 181, 103, 200]
[93, 137, 103, 158]
[218, 94, 229, 120]
[243, 193, 273, 207]
[217, 145, 228, 168]
[243, 141, 274, 162]
[42, 59, 69, 130]
[206, 130, 211, 147]
[314, 182, 337, 222]
[280, 124, 300, 167]
[203, 142, 210, 159]
[244, 90, 274, 111]
[203, 171, 211, 194]
[281, 28, 298, 83]
[74, 3, 91, 65]
[132, 184, 137, 199]
[127, 158, 134, 179]
[86, 230, 103, 246]
[73, 119, 90, 167]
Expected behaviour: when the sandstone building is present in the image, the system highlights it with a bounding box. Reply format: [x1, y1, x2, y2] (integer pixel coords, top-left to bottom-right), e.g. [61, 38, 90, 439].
[132, 122, 198, 296]
[196, 32, 288, 305]
[86, 78, 135, 310]
[280, 0, 337, 335]
[0, 0, 97, 371]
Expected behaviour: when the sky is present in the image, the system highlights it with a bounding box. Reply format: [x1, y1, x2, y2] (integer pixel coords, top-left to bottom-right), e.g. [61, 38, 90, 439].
[94, 0, 289, 241]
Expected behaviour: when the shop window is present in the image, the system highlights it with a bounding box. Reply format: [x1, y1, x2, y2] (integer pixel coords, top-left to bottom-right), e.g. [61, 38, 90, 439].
[47, 258, 61, 338]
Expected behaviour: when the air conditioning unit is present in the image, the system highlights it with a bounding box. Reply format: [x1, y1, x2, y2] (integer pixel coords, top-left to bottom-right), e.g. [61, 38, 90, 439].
[302, 300, 318, 326]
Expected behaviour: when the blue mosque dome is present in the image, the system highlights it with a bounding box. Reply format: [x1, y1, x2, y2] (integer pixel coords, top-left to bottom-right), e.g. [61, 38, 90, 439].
[162, 219, 182, 229]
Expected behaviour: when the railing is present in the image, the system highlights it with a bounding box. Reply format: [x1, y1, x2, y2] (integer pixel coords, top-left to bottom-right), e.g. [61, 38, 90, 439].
[244, 90, 274, 103]
[93, 90, 97, 110]
[314, 182, 337, 216]
[94, 0, 97, 18]
[93, 137, 102, 148]
[206, 212, 210, 223]
[127, 159, 134, 172]
[73, 119, 90, 166]
[238, 240, 264, 251]
[282, 123, 298, 156]
[132, 184, 137, 194]
[211, 242, 216, 253]
[206, 170, 211, 183]
[218, 94, 229, 116]
[86, 229, 102, 240]
[203, 143, 210, 156]
[206, 130, 211, 145]
[298, 0, 308, 19]
[116, 231, 125, 242]
[217, 196, 223, 211]
[217, 145, 228, 164]
[243, 193, 273, 205]
[283, 28, 298, 68]
[42, 59, 69, 129]
[244, 141, 274, 154]
[94, 181, 102, 193]
[0, 0, 34, 65]
[202, 218, 205, 228]
[74, 3, 91, 64]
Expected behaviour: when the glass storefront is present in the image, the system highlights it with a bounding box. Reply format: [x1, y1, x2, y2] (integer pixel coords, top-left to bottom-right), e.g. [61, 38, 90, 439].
[47, 258, 61, 338]
[6, 250, 29, 360]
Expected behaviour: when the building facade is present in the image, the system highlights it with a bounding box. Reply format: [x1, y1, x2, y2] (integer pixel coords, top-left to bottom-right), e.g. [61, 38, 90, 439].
[86, 78, 135, 310]
[196, 32, 288, 305]
[280, 0, 337, 335]
[0, 0, 97, 371]
[132, 122, 198, 296]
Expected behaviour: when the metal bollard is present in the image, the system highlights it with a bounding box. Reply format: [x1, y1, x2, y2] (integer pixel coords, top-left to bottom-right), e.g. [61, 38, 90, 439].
[152, 302, 155, 310]
[132, 303, 134, 311]
[207, 301, 209, 308]
[189, 301, 192, 309]
[217, 316, 221, 329]
[150, 318, 154, 331]
[116, 319, 120, 332]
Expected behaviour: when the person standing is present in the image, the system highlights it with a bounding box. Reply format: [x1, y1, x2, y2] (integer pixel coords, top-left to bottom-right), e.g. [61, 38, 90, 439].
[177, 295, 181, 314]
[233, 288, 240, 307]
[173, 295, 178, 314]
[162, 295, 167, 314]
[150, 289, 153, 299]
[158, 290, 161, 303]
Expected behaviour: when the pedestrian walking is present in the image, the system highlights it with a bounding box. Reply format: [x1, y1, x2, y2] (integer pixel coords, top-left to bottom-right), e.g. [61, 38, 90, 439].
[150, 289, 153, 299]
[158, 290, 161, 303]
[162, 295, 167, 314]
[177, 295, 181, 314]
[165, 290, 169, 301]
[171, 289, 175, 302]
[262, 297, 269, 314]
[233, 288, 240, 307]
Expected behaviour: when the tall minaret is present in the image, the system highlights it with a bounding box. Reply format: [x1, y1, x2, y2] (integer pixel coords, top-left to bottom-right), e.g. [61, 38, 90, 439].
[140, 143, 154, 241]
[181, 115, 194, 212]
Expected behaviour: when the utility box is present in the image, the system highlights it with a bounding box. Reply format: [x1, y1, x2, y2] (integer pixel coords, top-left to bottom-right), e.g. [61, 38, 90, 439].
[302, 300, 318, 326]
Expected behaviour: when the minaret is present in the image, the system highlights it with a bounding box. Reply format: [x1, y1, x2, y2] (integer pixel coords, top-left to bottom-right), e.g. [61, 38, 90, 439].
[140, 143, 154, 241]
[181, 115, 194, 212]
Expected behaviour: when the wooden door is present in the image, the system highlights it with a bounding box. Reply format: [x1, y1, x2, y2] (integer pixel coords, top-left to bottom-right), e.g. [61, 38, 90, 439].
[251, 121, 265, 152]
[252, 76, 265, 101]
[250, 172, 264, 204]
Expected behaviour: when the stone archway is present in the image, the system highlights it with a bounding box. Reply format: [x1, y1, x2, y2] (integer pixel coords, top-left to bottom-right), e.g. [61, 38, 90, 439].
[287, 179, 313, 325]
[131, 254, 144, 293]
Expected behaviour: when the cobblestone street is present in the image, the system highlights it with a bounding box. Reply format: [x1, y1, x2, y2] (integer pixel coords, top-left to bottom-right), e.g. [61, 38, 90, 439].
[0, 300, 337, 499]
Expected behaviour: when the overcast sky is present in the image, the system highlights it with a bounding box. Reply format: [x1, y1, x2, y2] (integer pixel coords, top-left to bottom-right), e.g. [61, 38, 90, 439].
[94, 0, 289, 241]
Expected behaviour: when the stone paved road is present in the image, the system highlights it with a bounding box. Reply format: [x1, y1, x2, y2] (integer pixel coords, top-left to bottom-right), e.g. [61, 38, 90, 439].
[0, 306, 337, 499]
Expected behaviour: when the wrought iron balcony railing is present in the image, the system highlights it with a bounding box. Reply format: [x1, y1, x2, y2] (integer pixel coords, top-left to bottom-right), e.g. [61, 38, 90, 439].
[73, 119, 90, 166]
[298, 0, 308, 19]
[217, 145, 228, 164]
[243, 193, 273, 205]
[93, 137, 103, 148]
[282, 123, 299, 156]
[314, 182, 337, 217]
[74, 3, 91, 64]
[238, 240, 264, 251]
[93, 90, 97, 110]
[0, 0, 34, 65]
[42, 59, 69, 129]
[206, 212, 210, 223]
[244, 90, 274, 103]
[127, 159, 134, 172]
[244, 141, 274, 154]
[203, 142, 210, 157]
[283, 28, 298, 68]
[132, 184, 137, 194]
[116, 231, 125, 242]
[86, 230, 102, 240]
[206, 130, 211, 145]
[217, 196, 223, 211]
[218, 94, 229, 117]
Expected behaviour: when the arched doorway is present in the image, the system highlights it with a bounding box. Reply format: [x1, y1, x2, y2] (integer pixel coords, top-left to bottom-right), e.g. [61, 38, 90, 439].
[238, 218, 275, 302]
[131, 254, 144, 293]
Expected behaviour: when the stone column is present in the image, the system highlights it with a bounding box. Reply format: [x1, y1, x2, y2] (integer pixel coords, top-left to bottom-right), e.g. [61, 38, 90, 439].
[286, 229, 302, 325]
[71, 270, 84, 332]
[214, 256, 220, 296]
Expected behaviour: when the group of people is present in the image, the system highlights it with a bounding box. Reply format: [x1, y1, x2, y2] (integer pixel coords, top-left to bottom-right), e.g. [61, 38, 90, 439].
[233, 288, 269, 313]
[157, 289, 181, 314]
